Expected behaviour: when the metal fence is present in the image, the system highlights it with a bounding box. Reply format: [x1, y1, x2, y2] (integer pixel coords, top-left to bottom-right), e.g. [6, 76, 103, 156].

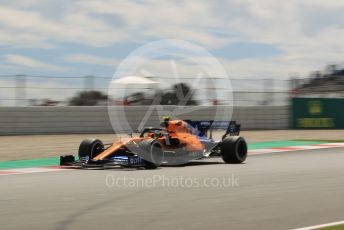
[0, 74, 292, 106]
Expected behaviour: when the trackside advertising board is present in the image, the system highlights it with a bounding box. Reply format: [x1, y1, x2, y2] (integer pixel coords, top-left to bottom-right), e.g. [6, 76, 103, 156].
[292, 97, 344, 129]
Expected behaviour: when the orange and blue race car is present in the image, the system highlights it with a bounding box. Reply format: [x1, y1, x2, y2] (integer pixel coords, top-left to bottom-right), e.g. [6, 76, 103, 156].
[60, 117, 248, 169]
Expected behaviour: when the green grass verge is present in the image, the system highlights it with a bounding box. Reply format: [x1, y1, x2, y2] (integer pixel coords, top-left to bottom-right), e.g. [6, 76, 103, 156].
[248, 140, 326, 150]
[319, 224, 344, 230]
[0, 157, 58, 170]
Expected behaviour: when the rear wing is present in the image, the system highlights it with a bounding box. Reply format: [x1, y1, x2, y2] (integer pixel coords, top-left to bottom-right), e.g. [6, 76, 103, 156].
[184, 120, 241, 139]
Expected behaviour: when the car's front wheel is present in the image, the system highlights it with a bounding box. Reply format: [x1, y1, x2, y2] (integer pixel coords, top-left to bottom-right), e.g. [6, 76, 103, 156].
[78, 139, 104, 161]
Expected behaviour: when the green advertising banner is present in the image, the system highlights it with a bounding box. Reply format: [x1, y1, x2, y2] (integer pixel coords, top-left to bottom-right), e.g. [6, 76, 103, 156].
[292, 97, 344, 129]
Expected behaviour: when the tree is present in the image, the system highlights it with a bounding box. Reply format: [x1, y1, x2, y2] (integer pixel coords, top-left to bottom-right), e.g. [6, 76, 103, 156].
[159, 83, 198, 105]
[69, 91, 108, 106]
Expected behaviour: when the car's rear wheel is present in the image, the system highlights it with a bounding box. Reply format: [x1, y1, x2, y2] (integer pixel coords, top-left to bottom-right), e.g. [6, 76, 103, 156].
[220, 136, 247, 164]
[138, 139, 164, 169]
[78, 139, 104, 160]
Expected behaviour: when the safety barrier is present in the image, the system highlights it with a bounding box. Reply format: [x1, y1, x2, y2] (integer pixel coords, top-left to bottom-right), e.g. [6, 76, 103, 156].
[0, 106, 289, 135]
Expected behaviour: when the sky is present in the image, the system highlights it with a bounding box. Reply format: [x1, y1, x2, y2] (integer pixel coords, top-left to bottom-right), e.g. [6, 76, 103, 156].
[0, 0, 344, 105]
[0, 0, 343, 79]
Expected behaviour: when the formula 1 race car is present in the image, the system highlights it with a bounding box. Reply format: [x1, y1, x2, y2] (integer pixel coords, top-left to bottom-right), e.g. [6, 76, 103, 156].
[60, 117, 248, 169]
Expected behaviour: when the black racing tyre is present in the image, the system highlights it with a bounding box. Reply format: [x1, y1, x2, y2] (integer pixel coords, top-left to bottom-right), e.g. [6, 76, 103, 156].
[138, 139, 164, 169]
[220, 136, 247, 164]
[143, 160, 158, 170]
[78, 139, 104, 160]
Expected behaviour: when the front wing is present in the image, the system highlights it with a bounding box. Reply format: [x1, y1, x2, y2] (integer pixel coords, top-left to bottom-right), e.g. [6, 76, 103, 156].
[60, 155, 148, 169]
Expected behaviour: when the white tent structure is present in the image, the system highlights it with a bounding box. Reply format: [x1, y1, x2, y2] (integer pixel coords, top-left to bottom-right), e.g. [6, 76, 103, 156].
[108, 76, 160, 102]
[111, 76, 159, 86]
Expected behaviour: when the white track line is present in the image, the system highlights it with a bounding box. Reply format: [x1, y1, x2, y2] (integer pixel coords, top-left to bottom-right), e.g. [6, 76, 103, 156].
[248, 143, 344, 155]
[0, 167, 70, 176]
[292, 220, 344, 230]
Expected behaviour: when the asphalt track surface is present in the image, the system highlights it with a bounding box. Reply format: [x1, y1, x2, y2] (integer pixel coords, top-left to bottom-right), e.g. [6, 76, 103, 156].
[1, 148, 344, 230]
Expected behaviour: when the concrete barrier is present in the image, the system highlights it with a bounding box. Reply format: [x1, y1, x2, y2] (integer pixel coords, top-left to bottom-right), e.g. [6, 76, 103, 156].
[0, 106, 289, 135]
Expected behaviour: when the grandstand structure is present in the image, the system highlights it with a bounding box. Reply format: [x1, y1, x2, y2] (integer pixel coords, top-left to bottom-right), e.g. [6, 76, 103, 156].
[294, 65, 344, 97]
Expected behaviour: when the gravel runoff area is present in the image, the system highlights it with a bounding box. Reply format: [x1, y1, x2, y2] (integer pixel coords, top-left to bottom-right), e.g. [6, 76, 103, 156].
[1, 130, 344, 161]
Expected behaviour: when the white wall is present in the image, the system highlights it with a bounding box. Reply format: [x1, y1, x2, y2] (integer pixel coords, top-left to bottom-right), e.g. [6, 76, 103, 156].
[0, 106, 289, 135]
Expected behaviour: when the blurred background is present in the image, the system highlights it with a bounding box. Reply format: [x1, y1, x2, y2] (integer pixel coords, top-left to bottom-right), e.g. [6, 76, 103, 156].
[0, 0, 344, 134]
[0, 74, 292, 106]
[1, 64, 343, 107]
